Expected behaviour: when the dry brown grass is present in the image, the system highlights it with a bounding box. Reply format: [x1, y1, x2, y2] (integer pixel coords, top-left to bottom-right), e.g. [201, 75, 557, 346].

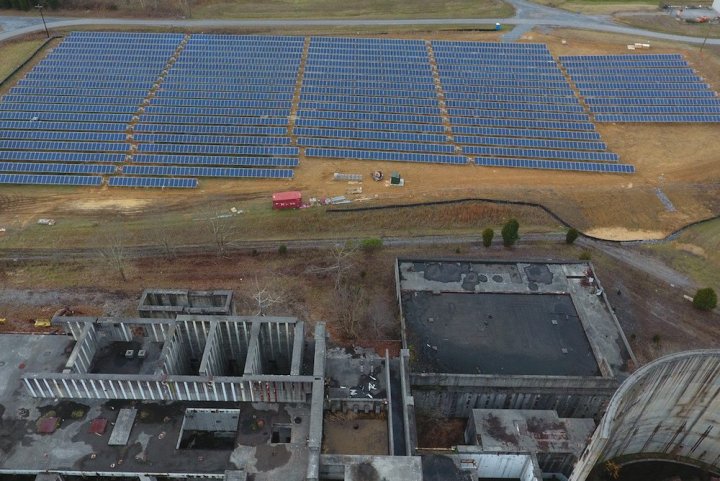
[615, 14, 720, 39]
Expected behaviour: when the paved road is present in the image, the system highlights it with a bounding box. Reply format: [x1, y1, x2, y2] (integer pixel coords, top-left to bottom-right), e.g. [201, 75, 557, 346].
[1, 1, 719, 45]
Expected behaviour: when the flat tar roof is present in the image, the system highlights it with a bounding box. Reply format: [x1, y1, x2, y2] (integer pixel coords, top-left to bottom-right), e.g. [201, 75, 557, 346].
[398, 260, 635, 378]
[404, 291, 600, 376]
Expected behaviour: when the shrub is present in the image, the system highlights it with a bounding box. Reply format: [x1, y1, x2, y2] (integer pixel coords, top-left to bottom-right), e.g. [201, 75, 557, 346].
[482, 228, 494, 247]
[579, 251, 591, 260]
[693, 288, 717, 311]
[361, 238, 383, 252]
[566, 228, 579, 245]
[277, 244, 287, 255]
[501, 219, 519, 247]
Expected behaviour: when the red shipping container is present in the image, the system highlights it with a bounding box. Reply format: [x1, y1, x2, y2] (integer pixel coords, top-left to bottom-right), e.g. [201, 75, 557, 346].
[272, 191, 302, 210]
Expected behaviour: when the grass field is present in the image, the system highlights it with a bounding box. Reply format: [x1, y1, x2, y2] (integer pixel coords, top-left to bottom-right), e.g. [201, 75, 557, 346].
[615, 14, 720, 39]
[643, 218, 720, 288]
[0, 192, 559, 250]
[192, 0, 514, 19]
[531, 0, 658, 15]
[0, 38, 48, 84]
[0, 0, 514, 19]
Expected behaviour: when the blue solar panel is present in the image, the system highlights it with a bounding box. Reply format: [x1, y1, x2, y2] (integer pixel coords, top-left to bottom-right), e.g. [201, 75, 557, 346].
[0, 174, 103, 185]
[0, 162, 115, 174]
[455, 135, 606, 151]
[108, 176, 198, 188]
[0, 141, 128, 152]
[466, 146, 618, 162]
[306, 148, 467, 165]
[136, 144, 298, 156]
[298, 137, 453, 154]
[0, 151, 125, 162]
[560, 54, 720, 122]
[122, 165, 293, 178]
[132, 155, 298, 167]
[133, 134, 290, 145]
[474, 157, 635, 174]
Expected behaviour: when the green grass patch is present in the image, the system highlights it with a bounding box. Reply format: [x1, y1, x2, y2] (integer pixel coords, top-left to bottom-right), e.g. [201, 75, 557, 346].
[0, 198, 560, 251]
[643, 218, 720, 288]
[0, 38, 48, 83]
[615, 14, 720, 39]
[191, 0, 514, 20]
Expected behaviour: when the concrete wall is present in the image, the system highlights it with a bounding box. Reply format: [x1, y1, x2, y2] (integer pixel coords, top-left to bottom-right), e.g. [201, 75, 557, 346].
[412, 373, 617, 420]
[28, 316, 316, 404]
[22, 372, 314, 402]
[138, 289, 234, 318]
[570, 350, 720, 480]
[451, 450, 541, 480]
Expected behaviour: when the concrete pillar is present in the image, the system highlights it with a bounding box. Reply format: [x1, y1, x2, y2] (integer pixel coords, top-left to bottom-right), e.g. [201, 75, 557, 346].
[306, 323, 326, 481]
[244, 322, 262, 375]
[290, 322, 305, 375]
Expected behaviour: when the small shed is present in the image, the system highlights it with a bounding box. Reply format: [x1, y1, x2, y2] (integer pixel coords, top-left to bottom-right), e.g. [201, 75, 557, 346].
[272, 191, 302, 210]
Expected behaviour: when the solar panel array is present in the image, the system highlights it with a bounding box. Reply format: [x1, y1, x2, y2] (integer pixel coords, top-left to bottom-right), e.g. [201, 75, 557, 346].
[134, 34, 303, 181]
[560, 54, 720, 123]
[0, 32, 303, 188]
[0, 32, 663, 187]
[0, 32, 180, 187]
[297, 37, 461, 165]
[432, 41, 634, 174]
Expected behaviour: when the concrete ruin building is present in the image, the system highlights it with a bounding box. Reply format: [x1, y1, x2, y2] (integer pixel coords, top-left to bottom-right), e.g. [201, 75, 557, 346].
[1, 308, 328, 481]
[1, 262, 719, 481]
[396, 259, 636, 419]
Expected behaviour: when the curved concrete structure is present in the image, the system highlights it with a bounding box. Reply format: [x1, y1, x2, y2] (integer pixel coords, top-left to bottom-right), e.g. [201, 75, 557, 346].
[571, 350, 720, 480]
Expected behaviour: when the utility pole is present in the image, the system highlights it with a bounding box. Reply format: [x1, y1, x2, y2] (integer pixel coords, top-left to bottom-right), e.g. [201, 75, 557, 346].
[35, 4, 49, 39]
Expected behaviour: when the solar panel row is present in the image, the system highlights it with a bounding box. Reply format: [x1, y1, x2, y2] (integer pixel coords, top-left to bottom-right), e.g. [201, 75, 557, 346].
[134, 134, 291, 145]
[0, 131, 125, 142]
[122, 165, 294, 178]
[463, 146, 618, 162]
[561, 54, 720, 122]
[132, 155, 299, 167]
[0, 141, 128, 152]
[298, 137, 454, 154]
[294, 127, 447, 144]
[0, 121, 123, 132]
[0, 174, 103, 185]
[474, 157, 635, 174]
[452, 125, 601, 141]
[0, 162, 115, 174]
[596, 114, 720, 122]
[108, 176, 198, 188]
[133, 124, 287, 135]
[300, 101, 440, 116]
[455, 135, 606, 151]
[136, 144, 298, 156]
[295, 118, 445, 134]
[0, 151, 125, 162]
[306, 148, 467, 165]
[446, 100, 584, 113]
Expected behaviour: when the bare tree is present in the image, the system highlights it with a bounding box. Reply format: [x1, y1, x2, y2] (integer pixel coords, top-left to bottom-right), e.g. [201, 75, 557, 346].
[250, 277, 286, 316]
[98, 230, 128, 282]
[367, 297, 392, 340]
[334, 283, 367, 340]
[202, 204, 239, 257]
[306, 242, 358, 290]
[146, 224, 176, 259]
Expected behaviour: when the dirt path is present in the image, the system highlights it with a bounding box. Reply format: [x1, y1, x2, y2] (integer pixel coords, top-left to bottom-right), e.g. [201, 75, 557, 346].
[579, 239, 694, 290]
